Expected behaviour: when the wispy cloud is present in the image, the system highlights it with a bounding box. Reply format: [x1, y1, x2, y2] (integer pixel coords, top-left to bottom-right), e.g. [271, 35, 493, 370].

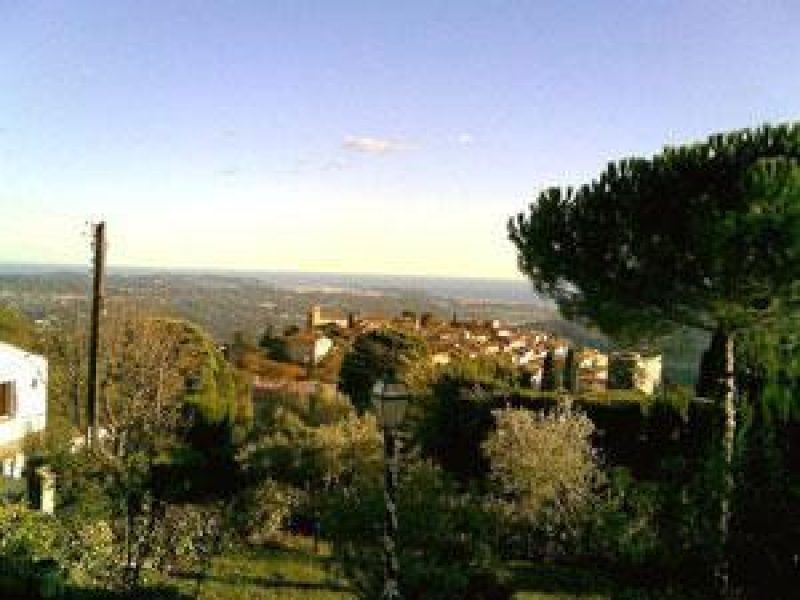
[456, 133, 474, 145]
[342, 135, 410, 155]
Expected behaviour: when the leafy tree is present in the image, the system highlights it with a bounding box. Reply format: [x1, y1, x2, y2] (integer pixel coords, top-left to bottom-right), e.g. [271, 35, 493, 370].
[728, 391, 800, 600]
[725, 316, 800, 598]
[338, 328, 430, 412]
[46, 307, 239, 592]
[241, 407, 382, 492]
[416, 375, 499, 482]
[563, 347, 579, 393]
[483, 407, 598, 526]
[415, 355, 529, 482]
[237, 388, 381, 546]
[509, 124, 800, 343]
[540, 350, 558, 392]
[509, 123, 800, 590]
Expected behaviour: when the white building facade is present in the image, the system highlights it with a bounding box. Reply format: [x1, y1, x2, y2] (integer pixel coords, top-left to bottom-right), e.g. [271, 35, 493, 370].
[0, 342, 47, 479]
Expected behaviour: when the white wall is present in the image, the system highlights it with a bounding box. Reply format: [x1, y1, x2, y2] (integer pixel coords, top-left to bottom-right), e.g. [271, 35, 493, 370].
[0, 342, 48, 457]
[313, 337, 333, 363]
[637, 355, 662, 395]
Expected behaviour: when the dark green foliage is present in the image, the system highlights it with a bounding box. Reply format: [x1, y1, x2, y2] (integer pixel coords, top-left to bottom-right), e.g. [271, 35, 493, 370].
[735, 314, 800, 420]
[0, 504, 66, 598]
[607, 356, 637, 390]
[563, 347, 579, 392]
[509, 123, 800, 340]
[175, 320, 251, 427]
[582, 468, 663, 569]
[581, 401, 649, 475]
[258, 325, 289, 361]
[417, 363, 688, 482]
[338, 328, 429, 412]
[414, 350, 690, 481]
[416, 376, 498, 482]
[508, 124, 800, 595]
[724, 324, 800, 598]
[729, 398, 800, 600]
[415, 357, 533, 482]
[540, 350, 559, 391]
[162, 414, 241, 501]
[320, 461, 509, 600]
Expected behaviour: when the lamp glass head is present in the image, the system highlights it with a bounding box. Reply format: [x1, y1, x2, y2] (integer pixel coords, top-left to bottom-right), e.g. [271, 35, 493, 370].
[371, 379, 410, 429]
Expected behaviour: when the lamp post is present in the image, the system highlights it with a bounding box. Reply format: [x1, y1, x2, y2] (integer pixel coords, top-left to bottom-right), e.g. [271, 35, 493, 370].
[372, 378, 410, 600]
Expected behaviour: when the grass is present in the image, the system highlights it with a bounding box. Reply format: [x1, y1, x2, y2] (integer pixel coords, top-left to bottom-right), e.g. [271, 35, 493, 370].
[510, 562, 693, 600]
[166, 539, 693, 600]
[170, 538, 352, 600]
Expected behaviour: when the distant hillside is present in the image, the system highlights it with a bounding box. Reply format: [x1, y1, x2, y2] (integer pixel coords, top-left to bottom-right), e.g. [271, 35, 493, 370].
[0, 268, 548, 344]
[0, 304, 35, 350]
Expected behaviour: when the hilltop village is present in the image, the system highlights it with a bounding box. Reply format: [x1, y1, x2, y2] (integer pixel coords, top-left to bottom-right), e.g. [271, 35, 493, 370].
[241, 304, 663, 398]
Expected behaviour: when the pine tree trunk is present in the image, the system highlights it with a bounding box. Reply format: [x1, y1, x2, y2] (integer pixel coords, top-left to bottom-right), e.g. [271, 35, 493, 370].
[716, 332, 736, 596]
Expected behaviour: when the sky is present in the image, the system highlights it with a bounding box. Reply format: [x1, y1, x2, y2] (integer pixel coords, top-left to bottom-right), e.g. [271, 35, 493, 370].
[1, 1, 798, 278]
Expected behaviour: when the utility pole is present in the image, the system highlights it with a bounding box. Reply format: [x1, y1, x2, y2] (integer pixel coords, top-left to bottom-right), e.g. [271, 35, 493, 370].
[86, 221, 106, 449]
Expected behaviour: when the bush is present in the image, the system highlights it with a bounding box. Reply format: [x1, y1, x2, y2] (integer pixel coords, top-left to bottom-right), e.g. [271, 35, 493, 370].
[0, 503, 67, 597]
[320, 460, 509, 600]
[585, 468, 663, 568]
[484, 407, 598, 519]
[234, 479, 304, 544]
[415, 376, 500, 482]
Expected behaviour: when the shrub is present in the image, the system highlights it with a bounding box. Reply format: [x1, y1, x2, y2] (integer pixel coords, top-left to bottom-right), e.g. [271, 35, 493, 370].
[483, 407, 602, 561]
[234, 479, 304, 544]
[484, 407, 598, 518]
[320, 460, 509, 600]
[0, 503, 67, 597]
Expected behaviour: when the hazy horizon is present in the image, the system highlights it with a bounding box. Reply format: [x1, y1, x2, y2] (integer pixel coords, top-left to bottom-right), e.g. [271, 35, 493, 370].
[0, 260, 526, 282]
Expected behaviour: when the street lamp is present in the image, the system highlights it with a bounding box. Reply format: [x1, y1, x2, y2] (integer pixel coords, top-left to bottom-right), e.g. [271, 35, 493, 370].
[372, 378, 410, 600]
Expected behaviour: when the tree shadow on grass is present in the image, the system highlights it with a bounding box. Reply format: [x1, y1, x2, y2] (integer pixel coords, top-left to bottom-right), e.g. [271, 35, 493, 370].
[63, 585, 189, 600]
[510, 562, 616, 597]
[1, 579, 189, 600]
[509, 563, 693, 600]
[172, 570, 351, 594]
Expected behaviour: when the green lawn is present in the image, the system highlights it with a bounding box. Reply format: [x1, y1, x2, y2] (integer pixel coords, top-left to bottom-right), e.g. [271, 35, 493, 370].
[172, 540, 352, 600]
[169, 541, 692, 600]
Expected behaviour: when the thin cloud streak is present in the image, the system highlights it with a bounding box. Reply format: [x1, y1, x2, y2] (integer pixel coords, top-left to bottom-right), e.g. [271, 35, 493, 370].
[342, 135, 411, 155]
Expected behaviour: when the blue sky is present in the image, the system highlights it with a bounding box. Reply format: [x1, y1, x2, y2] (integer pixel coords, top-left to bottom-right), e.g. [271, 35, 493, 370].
[1, 1, 798, 277]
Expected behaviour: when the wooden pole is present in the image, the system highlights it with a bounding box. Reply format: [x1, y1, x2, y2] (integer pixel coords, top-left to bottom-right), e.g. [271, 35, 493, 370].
[86, 221, 106, 449]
